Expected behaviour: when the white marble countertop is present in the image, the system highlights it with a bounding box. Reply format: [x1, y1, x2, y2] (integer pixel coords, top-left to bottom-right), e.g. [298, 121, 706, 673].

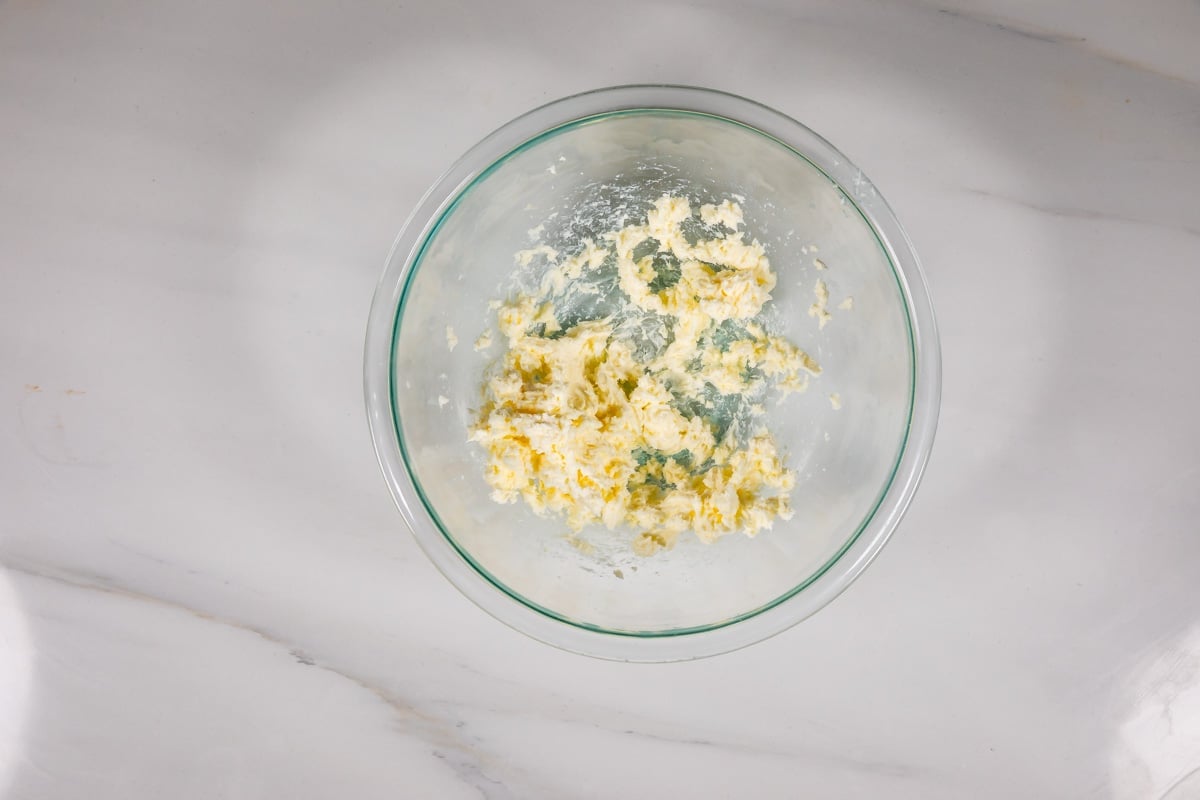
[3, 1, 1199, 797]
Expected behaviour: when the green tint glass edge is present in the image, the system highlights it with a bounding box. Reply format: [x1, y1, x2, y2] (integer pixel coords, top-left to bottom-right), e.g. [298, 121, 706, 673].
[389, 108, 918, 639]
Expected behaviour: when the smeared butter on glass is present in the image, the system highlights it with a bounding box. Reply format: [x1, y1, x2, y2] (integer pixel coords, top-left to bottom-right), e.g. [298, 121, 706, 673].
[470, 195, 820, 556]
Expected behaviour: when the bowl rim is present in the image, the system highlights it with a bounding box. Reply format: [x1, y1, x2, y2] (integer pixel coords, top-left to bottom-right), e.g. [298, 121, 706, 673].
[364, 84, 941, 662]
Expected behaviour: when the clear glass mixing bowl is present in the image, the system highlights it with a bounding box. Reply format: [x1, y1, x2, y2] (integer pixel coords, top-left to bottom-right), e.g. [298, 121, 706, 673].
[365, 85, 940, 661]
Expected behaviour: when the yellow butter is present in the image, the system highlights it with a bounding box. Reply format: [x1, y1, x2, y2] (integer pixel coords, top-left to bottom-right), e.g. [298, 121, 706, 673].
[471, 195, 820, 554]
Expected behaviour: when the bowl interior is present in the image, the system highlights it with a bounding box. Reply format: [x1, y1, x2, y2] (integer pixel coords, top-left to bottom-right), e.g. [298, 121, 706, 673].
[390, 110, 913, 635]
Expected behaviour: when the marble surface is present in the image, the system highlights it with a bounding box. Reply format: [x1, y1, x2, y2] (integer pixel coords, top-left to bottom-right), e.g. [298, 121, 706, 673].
[2, 1, 1199, 797]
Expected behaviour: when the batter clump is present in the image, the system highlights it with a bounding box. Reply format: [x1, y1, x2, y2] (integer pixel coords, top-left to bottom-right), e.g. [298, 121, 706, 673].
[470, 195, 819, 555]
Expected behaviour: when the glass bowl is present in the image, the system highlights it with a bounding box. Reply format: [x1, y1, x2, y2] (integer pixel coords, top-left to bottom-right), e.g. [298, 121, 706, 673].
[365, 85, 940, 661]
